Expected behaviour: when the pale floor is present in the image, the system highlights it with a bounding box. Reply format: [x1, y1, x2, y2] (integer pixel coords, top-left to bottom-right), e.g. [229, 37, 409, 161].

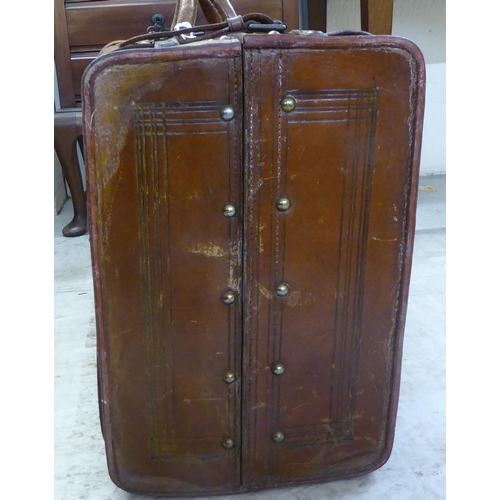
[54, 175, 445, 500]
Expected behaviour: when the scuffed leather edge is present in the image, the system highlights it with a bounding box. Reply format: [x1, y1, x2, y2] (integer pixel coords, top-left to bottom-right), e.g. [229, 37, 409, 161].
[81, 38, 244, 496]
[82, 33, 426, 495]
[240, 33, 427, 480]
[373, 36, 426, 473]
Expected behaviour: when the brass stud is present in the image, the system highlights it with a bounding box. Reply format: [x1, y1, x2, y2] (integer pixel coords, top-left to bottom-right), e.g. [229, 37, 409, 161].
[275, 283, 290, 297]
[272, 363, 285, 375]
[272, 431, 285, 443]
[222, 291, 236, 305]
[222, 372, 236, 384]
[221, 106, 235, 121]
[222, 203, 236, 218]
[277, 197, 291, 212]
[280, 96, 296, 113]
[222, 437, 234, 449]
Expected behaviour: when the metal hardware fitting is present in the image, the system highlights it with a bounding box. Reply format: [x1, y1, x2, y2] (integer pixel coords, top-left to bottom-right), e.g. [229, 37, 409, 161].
[277, 197, 291, 211]
[272, 363, 285, 375]
[222, 437, 234, 449]
[280, 96, 296, 112]
[275, 283, 290, 297]
[221, 106, 235, 121]
[222, 291, 236, 305]
[222, 372, 236, 384]
[174, 21, 196, 39]
[273, 431, 285, 443]
[248, 22, 287, 33]
[155, 38, 179, 48]
[151, 13, 165, 26]
[148, 13, 168, 33]
[223, 203, 236, 218]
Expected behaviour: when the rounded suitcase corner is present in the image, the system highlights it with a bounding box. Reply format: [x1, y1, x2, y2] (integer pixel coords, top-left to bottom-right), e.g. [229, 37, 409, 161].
[366, 437, 397, 475]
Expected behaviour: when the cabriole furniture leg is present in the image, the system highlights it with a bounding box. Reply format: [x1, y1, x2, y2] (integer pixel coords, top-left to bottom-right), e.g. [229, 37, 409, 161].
[54, 109, 86, 237]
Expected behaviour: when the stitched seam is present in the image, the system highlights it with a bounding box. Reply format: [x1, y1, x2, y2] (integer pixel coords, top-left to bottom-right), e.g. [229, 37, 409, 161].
[270, 51, 283, 433]
[244, 48, 255, 471]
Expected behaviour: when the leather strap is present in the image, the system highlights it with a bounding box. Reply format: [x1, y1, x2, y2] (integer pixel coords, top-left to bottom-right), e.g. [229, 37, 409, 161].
[111, 0, 281, 54]
[116, 12, 278, 50]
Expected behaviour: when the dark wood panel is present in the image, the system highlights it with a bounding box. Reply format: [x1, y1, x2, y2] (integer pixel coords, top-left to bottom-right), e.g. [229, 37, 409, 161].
[66, 0, 296, 48]
[66, 0, 178, 47]
[307, 0, 326, 31]
[61, 0, 300, 107]
[55, 0, 76, 108]
[71, 53, 97, 99]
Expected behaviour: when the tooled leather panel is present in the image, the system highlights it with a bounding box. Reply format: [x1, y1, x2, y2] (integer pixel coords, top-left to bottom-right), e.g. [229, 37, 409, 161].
[85, 32, 424, 495]
[242, 38, 423, 486]
[134, 100, 240, 459]
[85, 43, 245, 495]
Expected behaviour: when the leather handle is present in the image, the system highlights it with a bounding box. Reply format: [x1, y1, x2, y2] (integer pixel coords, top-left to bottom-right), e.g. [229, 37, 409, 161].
[199, 0, 238, 23]
[171, 0, 239, 29]
[115, 0, 279, 52]
[170, 0, 198, 30]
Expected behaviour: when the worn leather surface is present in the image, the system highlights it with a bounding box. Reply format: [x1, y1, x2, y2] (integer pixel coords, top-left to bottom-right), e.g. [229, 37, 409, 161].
[241, 34, 424, 487]
[171, 0, 239, 28]
[171, 0, 199, 29]
[83, 33, 425, 496]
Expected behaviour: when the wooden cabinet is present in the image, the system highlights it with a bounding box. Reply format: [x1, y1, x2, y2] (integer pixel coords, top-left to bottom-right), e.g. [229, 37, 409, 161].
[54, 0, 302, 236]
[54, 0, 393, 237]
[58, 0, 300, 106]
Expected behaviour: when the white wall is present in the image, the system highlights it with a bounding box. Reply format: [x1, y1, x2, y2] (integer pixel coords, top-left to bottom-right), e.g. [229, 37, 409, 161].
[327, 0, 446, 175]
[419, 62, 446, 176]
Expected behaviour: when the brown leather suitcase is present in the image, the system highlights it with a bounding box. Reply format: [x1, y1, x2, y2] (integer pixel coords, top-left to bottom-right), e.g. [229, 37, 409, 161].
[83, 0, 425, 495]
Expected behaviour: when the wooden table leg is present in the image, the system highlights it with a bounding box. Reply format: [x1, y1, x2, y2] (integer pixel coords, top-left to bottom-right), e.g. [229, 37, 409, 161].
[360, 0, 394, 35]
[54, 109, 86, 237]
[307, 0, 327, 32]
